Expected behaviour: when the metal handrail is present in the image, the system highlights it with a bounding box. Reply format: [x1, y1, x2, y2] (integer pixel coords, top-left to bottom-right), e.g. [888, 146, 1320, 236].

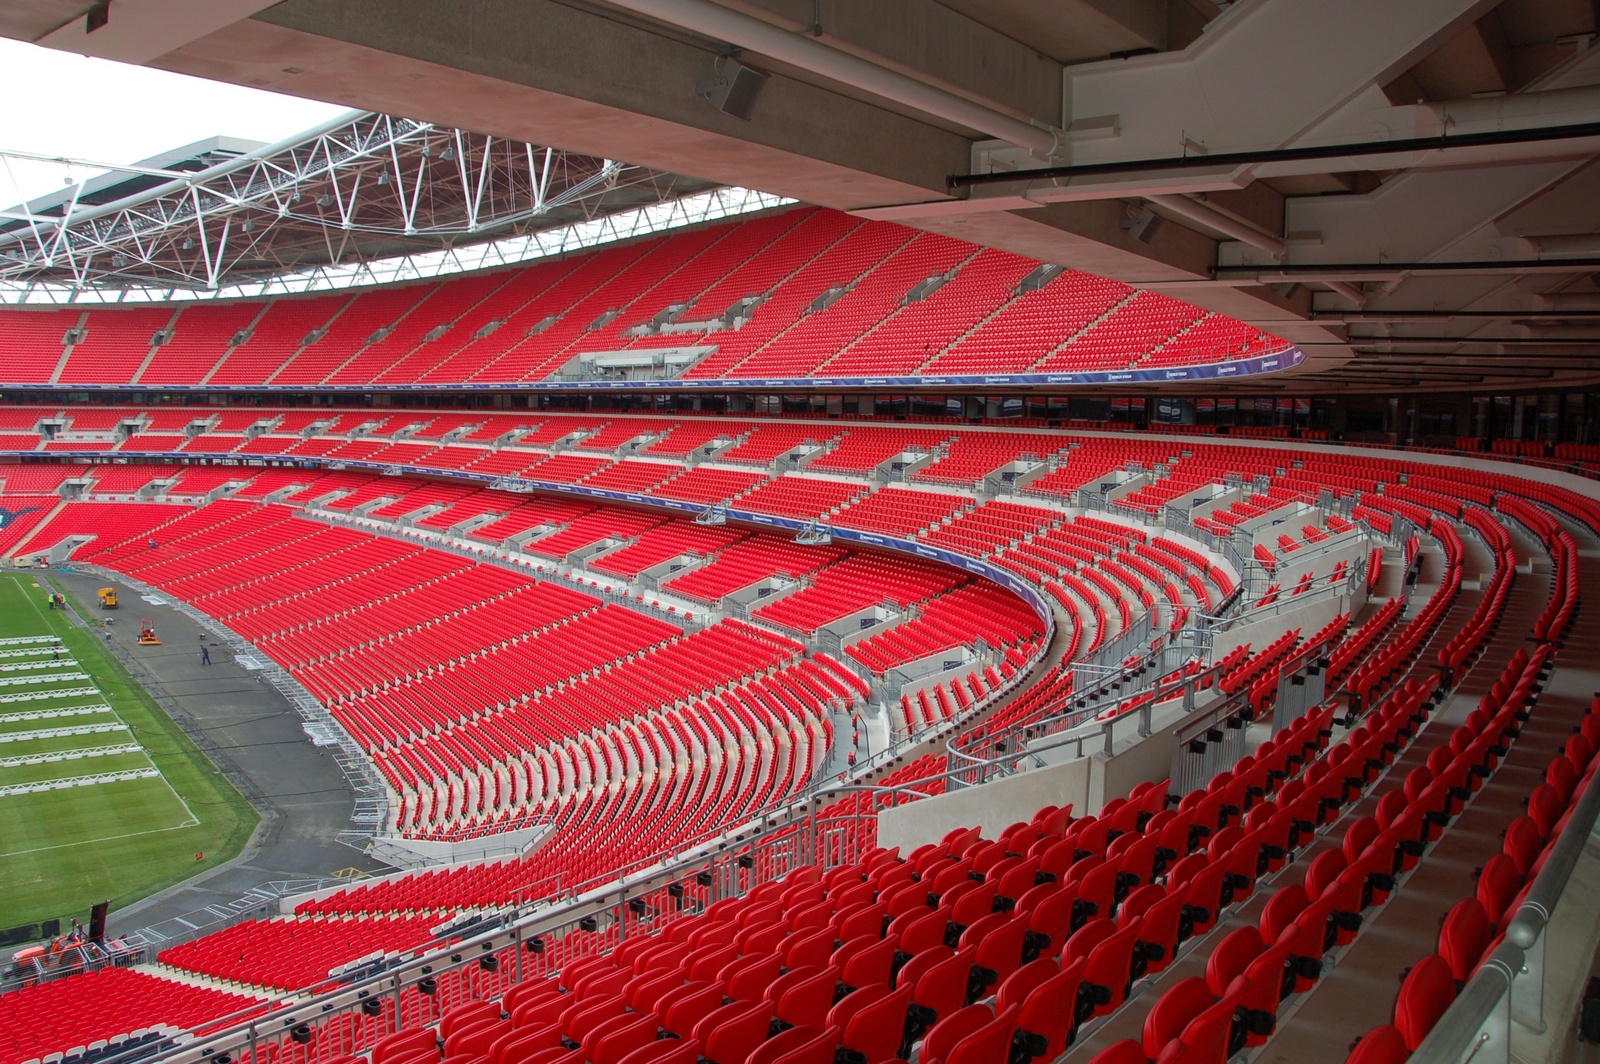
[1411, 762, 1600, 1063]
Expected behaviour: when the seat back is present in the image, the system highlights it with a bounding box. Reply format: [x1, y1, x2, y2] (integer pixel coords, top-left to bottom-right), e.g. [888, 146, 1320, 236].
[440, 1001, 501, 1042]
[1476, 854, 1522, 927]
[1173, 993, 1242, 1064]
[922, 1004, 993, 1064]
[1304, 850, 1348, 898]
[373, 1028, 440, 1064]
[1439, 899, 1494, 983]
[1205, 925, 1264, 997]
[942, 1004, 1020, 1064]
[1142, 977, 1214, 1060]
[1345, 1025, 1410, 1064]
[840, 935, 898, 991]
[776, 965, 843, 1031]
[970, 912, 1029, 987]
[746, 1025, 821, 1064]
[613, 1038, 700, 1064]
[840, 985, 913, 1064]
[827, 984, 889, 1033]
[591, 1013, 659, 1064]
[662, 983, 724, 1040]
[1081, 917, 1143, 1016]
[696, 1001, 774, 1064]
[1394, 955, 1457, 1051]
[1015, 958, 1085, 1062]
[1259, 884, 1310, 943]
[1090, 1040, 1152, 1064]
[995, 957, 1059, 1012]
[1503, 816, 1542, 878]
[771, 1027, 842, 1064]
[912, 946, 978, 1023]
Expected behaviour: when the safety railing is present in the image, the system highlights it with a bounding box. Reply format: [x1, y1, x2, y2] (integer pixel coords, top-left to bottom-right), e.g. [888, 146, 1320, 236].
[945, 647, 1225, 789]
[69, 811, 817, 1064]
[1411, 764, 1600, 1064]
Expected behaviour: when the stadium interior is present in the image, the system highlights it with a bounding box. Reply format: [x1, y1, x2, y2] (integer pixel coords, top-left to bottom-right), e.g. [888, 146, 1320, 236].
[2, 4, 1600, 1064]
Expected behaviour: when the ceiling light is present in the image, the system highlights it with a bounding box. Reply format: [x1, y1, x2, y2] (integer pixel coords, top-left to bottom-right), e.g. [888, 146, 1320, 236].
[318, 194, 333, 207]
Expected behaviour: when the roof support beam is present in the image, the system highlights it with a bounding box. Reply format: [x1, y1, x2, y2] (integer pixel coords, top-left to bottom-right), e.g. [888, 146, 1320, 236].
[598, 0, 1063, 156]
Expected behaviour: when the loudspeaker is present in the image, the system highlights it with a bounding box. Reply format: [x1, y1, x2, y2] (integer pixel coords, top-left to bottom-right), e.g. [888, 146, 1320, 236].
[1122, 207, 1163, 244]
[89, 901, 109, 943]
[86, 0, 111, 33]
[696, 61, 769, 121]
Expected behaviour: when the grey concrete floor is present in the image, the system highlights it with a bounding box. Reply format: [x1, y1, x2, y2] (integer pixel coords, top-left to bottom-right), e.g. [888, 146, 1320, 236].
[47, 568, 388, 938]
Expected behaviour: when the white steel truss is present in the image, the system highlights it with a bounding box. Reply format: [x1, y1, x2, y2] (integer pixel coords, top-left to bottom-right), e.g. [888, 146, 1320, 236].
[0, 110, 747, 300]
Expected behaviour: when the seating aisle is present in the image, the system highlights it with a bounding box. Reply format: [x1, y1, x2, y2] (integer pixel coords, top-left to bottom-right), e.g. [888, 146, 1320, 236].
[1063, 500, 1589, 1064]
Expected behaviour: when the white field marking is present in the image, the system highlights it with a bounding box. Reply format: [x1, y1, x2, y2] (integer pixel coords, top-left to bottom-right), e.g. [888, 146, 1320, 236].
[0, 704, 114, 725]
[0, 818, 199, 858]
[0, 767, 161, 797]
[0, 742, 144, 768]
[0, 687, 100, 705]
[0, 722, 129, 743]
[14, 580, 200, 828]
[0, 659, 79, 674]
[0, 672, 90, 688]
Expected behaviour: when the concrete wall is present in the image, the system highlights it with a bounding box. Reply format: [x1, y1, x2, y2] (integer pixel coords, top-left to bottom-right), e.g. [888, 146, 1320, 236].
[877, 696, 1190, 851]
[877, 758, 1091, 851]
[1212, 589, 1350, 662]
[1274, 534, 1369, 590]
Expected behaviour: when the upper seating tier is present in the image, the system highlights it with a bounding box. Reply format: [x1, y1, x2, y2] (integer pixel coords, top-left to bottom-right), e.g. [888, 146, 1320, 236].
[0, 210, 1294, 391]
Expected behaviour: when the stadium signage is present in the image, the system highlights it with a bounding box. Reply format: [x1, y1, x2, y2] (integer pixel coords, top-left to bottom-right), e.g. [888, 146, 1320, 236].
[12, 441, 1062, 633]
[0, 344, 1301, 393]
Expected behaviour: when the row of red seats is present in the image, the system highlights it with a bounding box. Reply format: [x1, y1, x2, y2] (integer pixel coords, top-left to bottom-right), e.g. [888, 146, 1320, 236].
[0, 967, 268, 1064]
[158, 915, 442, 993]
[845, 583, 1044, 675]
[1347, 694, 1597, 1062]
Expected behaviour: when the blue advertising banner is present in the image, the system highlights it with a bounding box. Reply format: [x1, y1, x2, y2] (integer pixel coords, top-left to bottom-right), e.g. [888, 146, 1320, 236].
[42, 448, 1057, 633]
[0, 347, 1304, 393]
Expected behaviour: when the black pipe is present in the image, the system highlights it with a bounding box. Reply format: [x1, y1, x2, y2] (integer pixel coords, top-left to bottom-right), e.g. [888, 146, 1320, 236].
[1215, 257, 1600, 276]
[948, 120, 1600, 189]
[1349, 337, 1600, 346]
[1320, 310, 1600, 320]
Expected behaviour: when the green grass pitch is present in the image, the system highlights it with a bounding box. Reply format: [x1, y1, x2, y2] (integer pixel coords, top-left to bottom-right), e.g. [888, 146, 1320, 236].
[0, 572, 258, 930]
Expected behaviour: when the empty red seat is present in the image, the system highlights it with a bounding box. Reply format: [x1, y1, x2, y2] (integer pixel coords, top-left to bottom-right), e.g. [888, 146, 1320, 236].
[1394, 954, 1456, 1051]
[938, 1003, 1020, 1064]
[1438, 898, 1494, 983]
[838, 985, 914, 1064]
[1142, 977, 1214, 1059]
[1345, 1025, 1411, 1064]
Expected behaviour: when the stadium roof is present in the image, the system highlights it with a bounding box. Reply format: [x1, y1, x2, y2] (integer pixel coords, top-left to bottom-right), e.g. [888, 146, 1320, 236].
[0, 109, 734, 298]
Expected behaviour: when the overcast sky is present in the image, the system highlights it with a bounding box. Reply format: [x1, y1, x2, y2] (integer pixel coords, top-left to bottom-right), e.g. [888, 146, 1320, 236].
[0, 37, 349, 208]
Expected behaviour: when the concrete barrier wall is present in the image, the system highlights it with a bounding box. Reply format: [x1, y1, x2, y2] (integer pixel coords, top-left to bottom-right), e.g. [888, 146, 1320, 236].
[876, 696, 1195, 851]
[877, 759, 1091, 851]
[1212, 590, 1349, 662]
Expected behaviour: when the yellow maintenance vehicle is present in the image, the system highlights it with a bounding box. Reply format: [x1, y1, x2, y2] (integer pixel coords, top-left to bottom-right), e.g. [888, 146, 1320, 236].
[97, 587, 119, 609]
